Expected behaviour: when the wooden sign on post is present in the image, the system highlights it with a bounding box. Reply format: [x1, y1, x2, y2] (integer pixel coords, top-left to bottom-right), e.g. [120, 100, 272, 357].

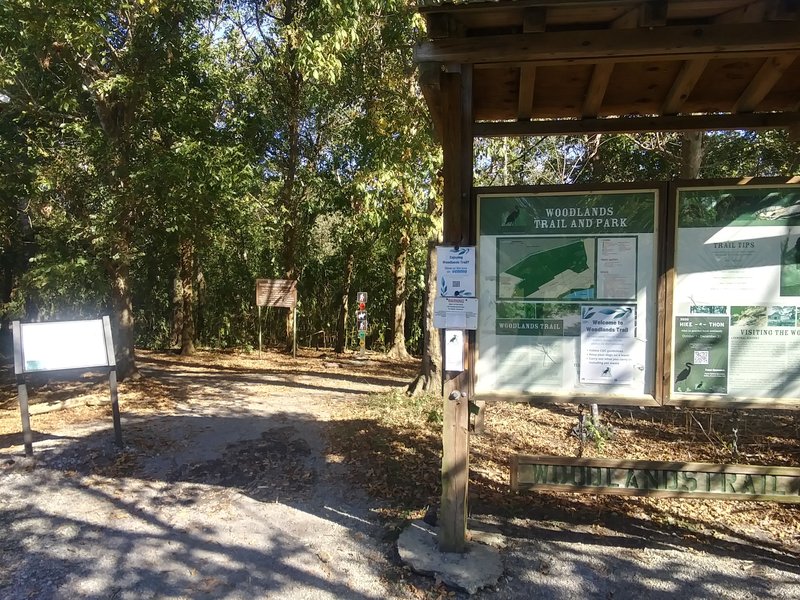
[12, 317, 122, 456]
[255, 279, 298, 358]
[256, 279, 297, 308]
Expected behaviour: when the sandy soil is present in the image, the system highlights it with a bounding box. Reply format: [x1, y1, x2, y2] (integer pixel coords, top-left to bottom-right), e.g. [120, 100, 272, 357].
[1, 348, 798, 599]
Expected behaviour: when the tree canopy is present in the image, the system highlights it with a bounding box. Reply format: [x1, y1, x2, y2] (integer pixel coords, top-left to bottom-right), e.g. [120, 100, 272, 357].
[1, 1, 797, 378]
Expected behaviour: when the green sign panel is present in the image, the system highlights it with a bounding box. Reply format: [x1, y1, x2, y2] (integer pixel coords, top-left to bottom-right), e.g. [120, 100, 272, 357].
[673, 316, 729, 394]
[477, 190, 659, 400]
[672, 185, 800, 404]
[480, 192, 655, 236]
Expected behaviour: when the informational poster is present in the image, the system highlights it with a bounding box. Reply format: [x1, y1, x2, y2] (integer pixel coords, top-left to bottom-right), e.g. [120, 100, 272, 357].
[434, 297, 478, 330]
[580, 305, 637, 384]
[476, 190, 658, 399]
[437, 246, 476, 298]
[672, 316, 729, 394]
[671, 185, 800, 401]
[445, 330, 464, 372]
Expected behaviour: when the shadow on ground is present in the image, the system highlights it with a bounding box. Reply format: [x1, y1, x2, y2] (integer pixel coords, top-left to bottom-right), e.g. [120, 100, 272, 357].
[1, 351, 799, 599]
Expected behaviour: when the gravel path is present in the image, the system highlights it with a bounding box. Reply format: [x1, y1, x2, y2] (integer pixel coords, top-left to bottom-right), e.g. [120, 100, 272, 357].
[2, 353, 800, 599]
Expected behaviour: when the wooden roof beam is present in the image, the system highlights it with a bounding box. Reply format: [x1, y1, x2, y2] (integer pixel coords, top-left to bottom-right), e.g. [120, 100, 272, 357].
[517, 8, 546, 120]
[716, 0, 768, 23]
[582, 64, 615, 118]
[661, 59, 709, 115]
[418, 62, 445, 140]
[581, 7, 641, 118]
[733, 53, 799, 112]
[473, 112, 800, 137]
[426, 13, 464, 39]
[768, 0, 800, 20]
[414, 22, 800, 64]
[640, 0, 668, 26]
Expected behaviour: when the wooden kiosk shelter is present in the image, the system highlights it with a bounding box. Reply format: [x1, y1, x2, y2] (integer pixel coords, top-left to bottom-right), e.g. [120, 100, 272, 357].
[413, 0, 800, 552]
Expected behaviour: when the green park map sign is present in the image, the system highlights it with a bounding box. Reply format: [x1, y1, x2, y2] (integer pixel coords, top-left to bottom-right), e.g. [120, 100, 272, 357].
[476, 190, 658, 400]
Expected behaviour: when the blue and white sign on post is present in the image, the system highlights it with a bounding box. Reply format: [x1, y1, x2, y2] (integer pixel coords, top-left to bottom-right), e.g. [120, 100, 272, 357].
[435, 246, 478, 331]
[437, 246, 476, 298]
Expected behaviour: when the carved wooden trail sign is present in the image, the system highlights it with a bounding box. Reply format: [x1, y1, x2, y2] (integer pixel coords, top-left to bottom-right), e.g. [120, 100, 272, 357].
[512, 456, 800, 503]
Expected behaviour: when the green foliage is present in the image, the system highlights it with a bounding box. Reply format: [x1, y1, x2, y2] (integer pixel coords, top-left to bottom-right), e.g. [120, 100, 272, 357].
[1, 0, 797, 362]
[366, 389, 443, 430]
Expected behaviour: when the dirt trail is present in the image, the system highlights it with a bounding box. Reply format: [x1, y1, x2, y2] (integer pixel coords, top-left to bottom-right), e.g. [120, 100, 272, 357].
[0, 350, 414, 600]
[1, 349, 799, 599]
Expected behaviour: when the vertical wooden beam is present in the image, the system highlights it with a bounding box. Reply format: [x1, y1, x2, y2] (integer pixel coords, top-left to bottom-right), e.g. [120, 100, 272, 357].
[517, 9, 545, 120]
[661, 182, 679, 404]
[17, 379, 33, 457]
[102, 316, 123, 448]
[439, 65, 473, 554]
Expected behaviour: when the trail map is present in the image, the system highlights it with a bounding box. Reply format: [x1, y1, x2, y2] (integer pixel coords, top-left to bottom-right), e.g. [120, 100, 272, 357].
[498, 238, 595, 300]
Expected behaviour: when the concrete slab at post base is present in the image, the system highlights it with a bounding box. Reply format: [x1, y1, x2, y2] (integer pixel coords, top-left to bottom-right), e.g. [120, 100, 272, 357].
[397, 520, 503, 594]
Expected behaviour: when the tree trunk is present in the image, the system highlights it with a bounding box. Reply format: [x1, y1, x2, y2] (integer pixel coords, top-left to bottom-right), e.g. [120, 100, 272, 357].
[280, 64, 302, 351]
[335, 250, 354, 353]
[387, 229, 411, 359]
[108, 256, 139, 380]
[408, 241, 443, 395]
[680, 132, 705, 178]
[179, 238, 195, 355]
[196, 268, 206, 347]
[171, 270, 183, 348]
[587, 133, 605, 182]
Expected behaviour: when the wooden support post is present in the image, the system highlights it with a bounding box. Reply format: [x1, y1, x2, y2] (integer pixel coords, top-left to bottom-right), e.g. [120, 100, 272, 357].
[17, 377, 33, 457]
[471, 399, 486, 434]
[102, 315, 123, 449]
[109, 369, 123, 448]
[12, 321, 33, 457]
[439, 64, 473, 554]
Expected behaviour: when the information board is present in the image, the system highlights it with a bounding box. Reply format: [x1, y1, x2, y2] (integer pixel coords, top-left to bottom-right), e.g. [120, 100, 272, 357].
[255, 279, 297, 308]
[670, 184, 800, 404]
[476, 190, 659, 401]
[17, 319, 112, 373]
[12, 316, 121, 456]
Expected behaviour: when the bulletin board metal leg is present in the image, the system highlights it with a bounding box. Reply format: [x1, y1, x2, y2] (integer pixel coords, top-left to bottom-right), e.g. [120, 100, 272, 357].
[109, 369, 123, 448]
[293, 307, 297, 359]
[17, 381, 33, 457]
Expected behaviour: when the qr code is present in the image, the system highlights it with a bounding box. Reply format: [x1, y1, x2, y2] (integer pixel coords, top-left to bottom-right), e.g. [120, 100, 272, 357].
[693, 351, 709, 365]
[452, 280, 461, 287]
